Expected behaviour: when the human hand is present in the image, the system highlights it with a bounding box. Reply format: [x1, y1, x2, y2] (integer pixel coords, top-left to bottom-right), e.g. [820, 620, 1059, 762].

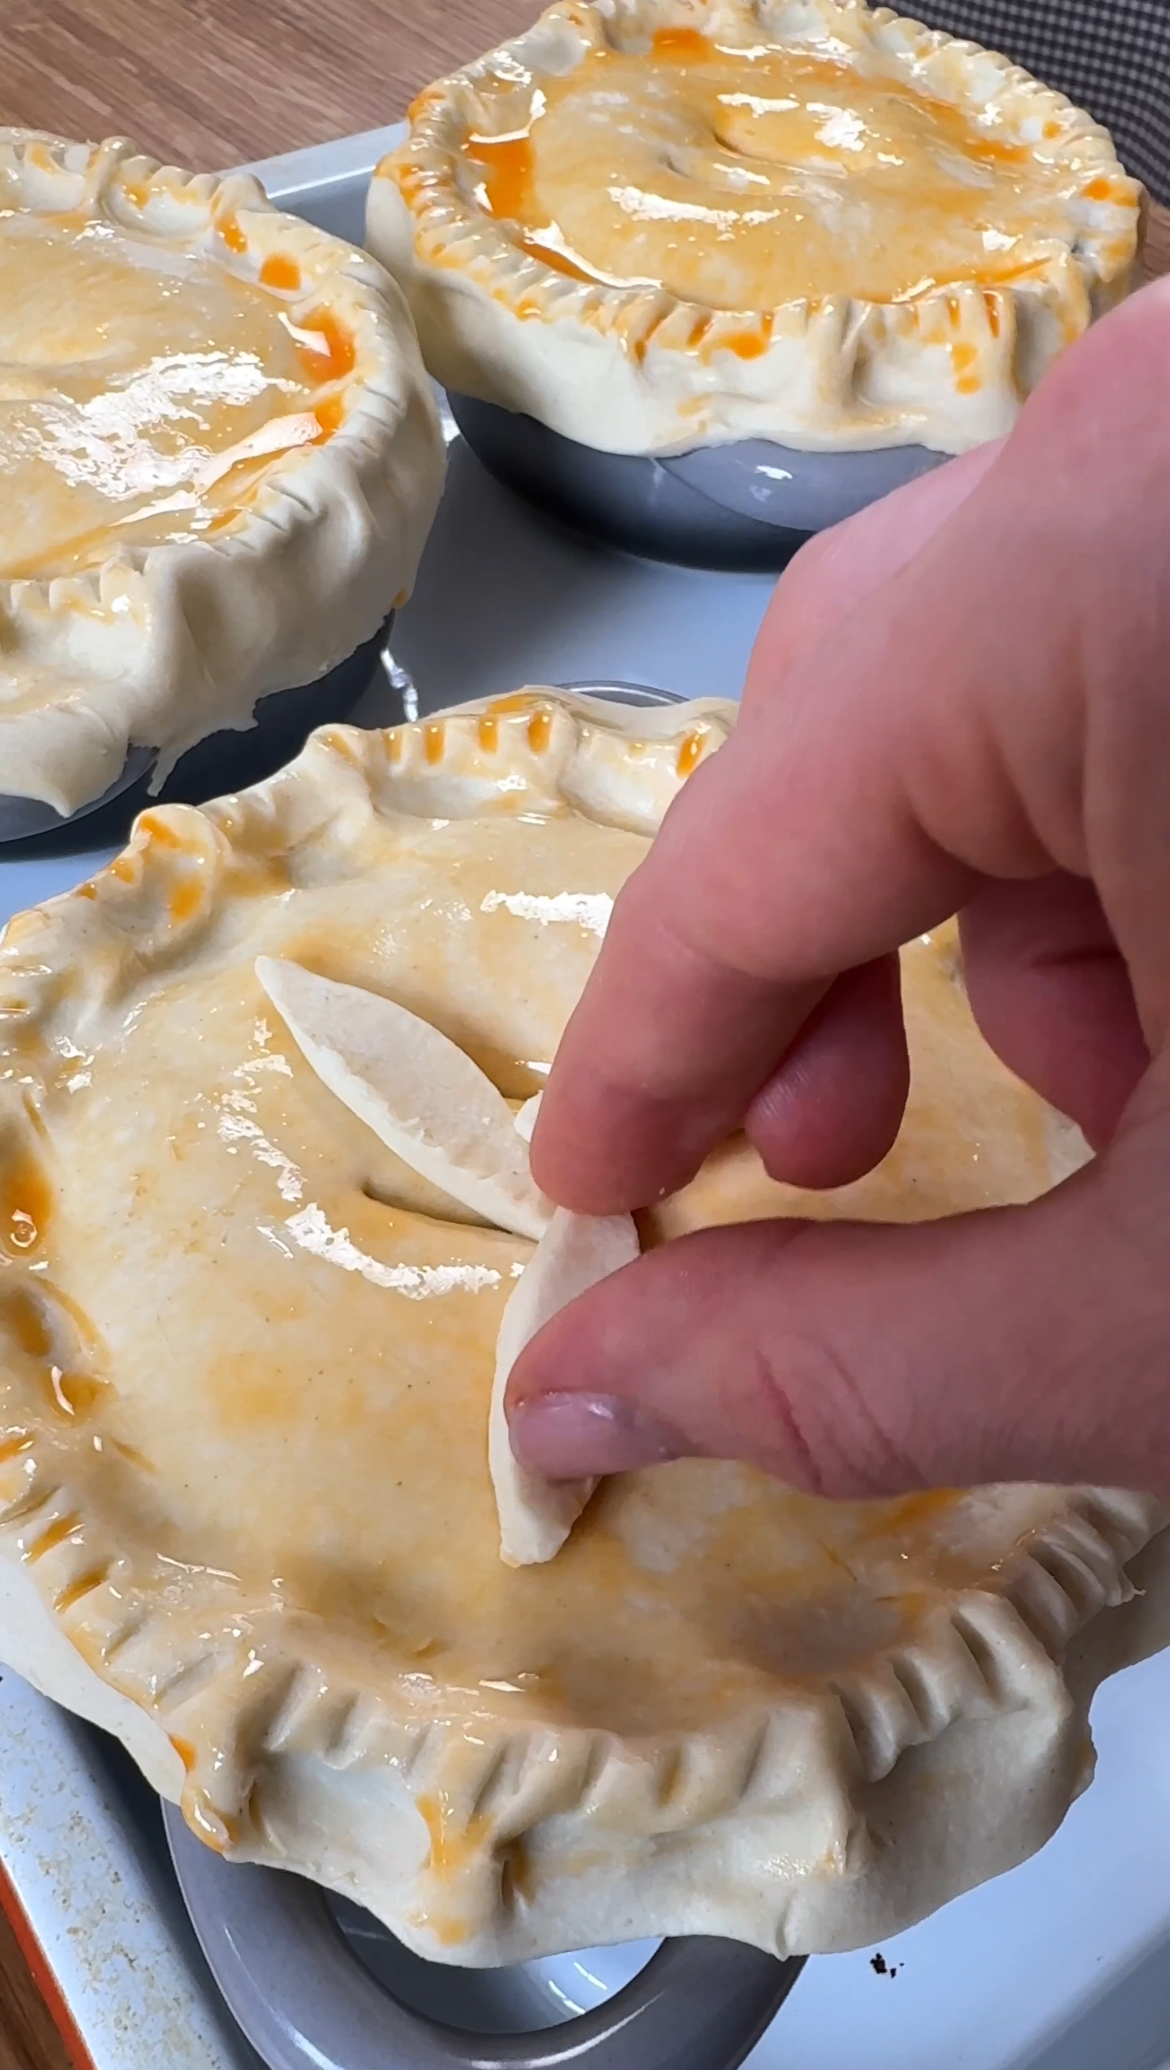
[508, 278, 1170, 1503]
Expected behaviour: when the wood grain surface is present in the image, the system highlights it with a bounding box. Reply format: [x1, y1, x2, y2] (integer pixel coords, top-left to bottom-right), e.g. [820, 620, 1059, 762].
[0, 1900, 72, 2070]
[0, 0, 535, 171]
[0, 4, 1166, 2067]
[0, 0, 1167, 271]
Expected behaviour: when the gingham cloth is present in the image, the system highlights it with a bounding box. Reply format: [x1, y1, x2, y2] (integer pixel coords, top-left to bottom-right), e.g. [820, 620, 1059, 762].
[912, 0, 1170, 200]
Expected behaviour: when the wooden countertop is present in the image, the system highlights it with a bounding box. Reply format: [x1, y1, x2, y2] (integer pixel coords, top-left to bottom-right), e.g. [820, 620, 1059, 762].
[0, 1901, 72, 2070]
[0, 6, 1167, 2068]
[1, 0, 1168, 271]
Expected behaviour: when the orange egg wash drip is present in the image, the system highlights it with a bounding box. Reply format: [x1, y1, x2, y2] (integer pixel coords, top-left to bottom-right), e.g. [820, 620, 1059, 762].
[1, 1144, 52, 1260]
[260, 252, 302, 292]
[49, 1370, 106, 1417]
[27, 1512, 81, 1560]
[526, 707, 553, 754]
[54, 1567, 107, 1614]
[950, 338, 981, 394]
[168, 878, 206, 927]
[651, 25, 714, 58]
[463, 131, 604, 286]
[313, 394, 345, 442]
[219, 212, 249, 255]
[676, 727, 706, 778]
[417, 1792, 493, 1878]
[138, 810, 187, 850]
[460, 21, 1077, 310]
[293, 309, 356, 443]
[464, 133, 535, 222]
[6, 1285, 52, 1359]
[298, 309, 357, 385]
[3, 1279, 105, 1420]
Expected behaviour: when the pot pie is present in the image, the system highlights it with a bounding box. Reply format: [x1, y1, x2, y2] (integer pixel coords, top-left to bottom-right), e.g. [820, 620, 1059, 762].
[0, 690, 1165, 1965]
[367, 0, 1144, 457]
[0, 130, 445, 818]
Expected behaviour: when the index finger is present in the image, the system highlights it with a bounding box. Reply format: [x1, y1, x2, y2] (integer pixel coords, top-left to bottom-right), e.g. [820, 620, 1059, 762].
[530, 291, 1170, 1214]
[530, 673, 975, 1211]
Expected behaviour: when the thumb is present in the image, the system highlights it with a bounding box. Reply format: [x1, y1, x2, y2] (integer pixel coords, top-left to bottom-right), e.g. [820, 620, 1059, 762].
[507, 1102, 1170, 1500]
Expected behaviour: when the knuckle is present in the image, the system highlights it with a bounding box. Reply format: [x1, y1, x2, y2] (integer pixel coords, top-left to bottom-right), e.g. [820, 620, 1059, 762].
[735, 1320, 925, 1502]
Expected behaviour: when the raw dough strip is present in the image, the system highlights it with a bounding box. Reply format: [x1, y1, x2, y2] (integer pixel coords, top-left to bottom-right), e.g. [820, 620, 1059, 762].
[255, 961, 639, 1563]
[491, 1203, 639, 1566]
[255, 957, 550, 1241]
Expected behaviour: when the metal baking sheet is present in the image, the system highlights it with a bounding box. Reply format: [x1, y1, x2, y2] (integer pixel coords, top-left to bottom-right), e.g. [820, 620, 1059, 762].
[0, 1669, 261, 2070]
[2, 125, 1170, 2070]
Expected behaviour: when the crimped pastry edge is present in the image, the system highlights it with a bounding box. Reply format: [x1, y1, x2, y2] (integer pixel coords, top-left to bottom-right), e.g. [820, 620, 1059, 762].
[0, 688, 1164, 1964]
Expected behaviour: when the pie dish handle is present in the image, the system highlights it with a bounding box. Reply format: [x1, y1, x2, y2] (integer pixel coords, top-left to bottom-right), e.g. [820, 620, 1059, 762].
[163, 1800, 804, 2070]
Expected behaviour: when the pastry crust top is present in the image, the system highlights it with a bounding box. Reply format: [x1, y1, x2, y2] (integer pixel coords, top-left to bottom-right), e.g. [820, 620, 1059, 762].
[0, 689, 1162, 1964]
[369, 0, 1143, 456]
[0, 131, 445, 813]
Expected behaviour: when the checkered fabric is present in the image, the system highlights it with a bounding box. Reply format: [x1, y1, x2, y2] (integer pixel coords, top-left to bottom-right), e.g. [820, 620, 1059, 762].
[912, 0, 1170, 201]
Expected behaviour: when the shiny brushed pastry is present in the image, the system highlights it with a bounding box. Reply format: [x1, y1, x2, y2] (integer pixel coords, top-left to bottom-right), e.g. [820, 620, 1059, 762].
[254, 960, 614, 1563]
[0, 688, 1165, 1971]
[255, 959, 552, 1242]
[254, 960, 631, 1564]
[367, 0, 1143, 457]
[0, 130, 445, 815]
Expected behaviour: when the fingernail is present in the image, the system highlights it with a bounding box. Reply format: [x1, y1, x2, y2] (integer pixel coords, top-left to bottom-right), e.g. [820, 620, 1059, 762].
[509, 1394, 686, 1478]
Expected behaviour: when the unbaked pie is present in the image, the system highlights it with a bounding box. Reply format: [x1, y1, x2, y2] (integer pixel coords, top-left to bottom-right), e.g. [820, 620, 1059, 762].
[367, 0, 1144, 456]
[0, 690, 1165, 1965]
[0, 130, 445, 817]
